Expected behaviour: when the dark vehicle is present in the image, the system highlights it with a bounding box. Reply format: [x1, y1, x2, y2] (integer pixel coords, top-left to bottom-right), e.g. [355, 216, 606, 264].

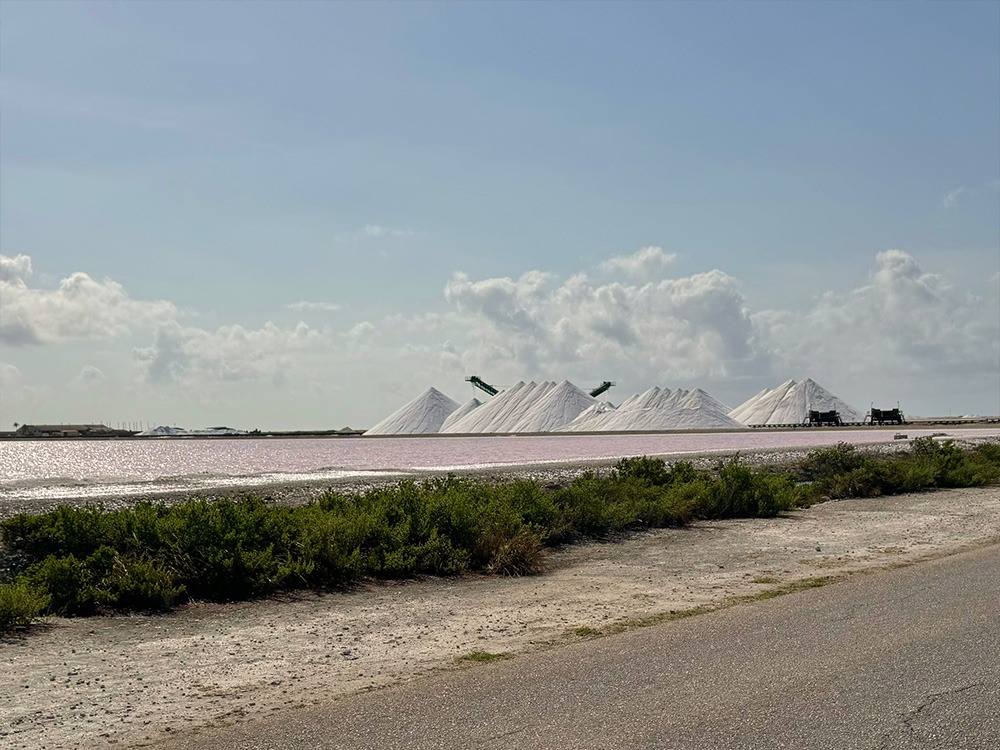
[867, 407, 905, 425]
[808, 410, 842, 426]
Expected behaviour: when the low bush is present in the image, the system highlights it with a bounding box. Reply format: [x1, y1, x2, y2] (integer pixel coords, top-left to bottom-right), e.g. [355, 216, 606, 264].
[798, 438, 1000, 502]
[0, 581, 50, 629]
[797, 443, 870, 481]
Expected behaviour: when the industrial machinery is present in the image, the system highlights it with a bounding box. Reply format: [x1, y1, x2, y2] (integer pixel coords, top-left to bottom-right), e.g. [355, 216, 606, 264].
[866, 407, 905, 425]
[465, 375, 499, 397]
[807, 410, 842, 426]
[589, 381, 615, 398]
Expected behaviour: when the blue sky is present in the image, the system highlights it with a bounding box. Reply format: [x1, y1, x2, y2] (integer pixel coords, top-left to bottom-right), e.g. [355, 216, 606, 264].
[2, 0, 998, 430]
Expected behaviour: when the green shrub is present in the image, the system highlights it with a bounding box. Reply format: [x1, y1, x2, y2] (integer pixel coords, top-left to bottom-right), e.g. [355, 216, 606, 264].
[613, 456, 672, 485]
[103, 557, 185, 612]
[612, 457, 708, 488]
[702, 459, 797, 518]
[22, 554, 98, 616]
[0, 581, 50, 630]
[798, 443, 869, 481]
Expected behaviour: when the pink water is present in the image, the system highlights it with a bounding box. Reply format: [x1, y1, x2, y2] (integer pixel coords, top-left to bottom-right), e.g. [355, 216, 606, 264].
[3, 428, 997, 503]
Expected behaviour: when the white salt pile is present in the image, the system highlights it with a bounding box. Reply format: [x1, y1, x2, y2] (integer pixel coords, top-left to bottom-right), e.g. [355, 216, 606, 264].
[370, 380, 747, 434]
[364, 387, 460, 435]
[137, 426, 248, 436]
[561, 387, 742, 431]
[439, 397, 481, 432]
[510, 380, 597, 433]
[440, 381, 560, 434]
[563, 400, 617, 430]
[366, 377, 865, 434]
[728, 378, 862, 425]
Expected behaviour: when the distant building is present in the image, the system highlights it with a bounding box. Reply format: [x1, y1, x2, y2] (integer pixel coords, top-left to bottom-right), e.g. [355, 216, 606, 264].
[15, 424, 118, 438]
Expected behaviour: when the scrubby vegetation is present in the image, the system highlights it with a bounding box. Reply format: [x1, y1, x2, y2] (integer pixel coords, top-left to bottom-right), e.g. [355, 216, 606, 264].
[1, 437, 997, 632]
[794, 438, 1000, 502]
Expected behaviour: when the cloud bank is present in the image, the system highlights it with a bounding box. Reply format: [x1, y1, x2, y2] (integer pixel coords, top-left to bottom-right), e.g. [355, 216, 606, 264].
[442, 248, 765, 384]
[0, 255, 176, 346]
[1, 246, 996, 427]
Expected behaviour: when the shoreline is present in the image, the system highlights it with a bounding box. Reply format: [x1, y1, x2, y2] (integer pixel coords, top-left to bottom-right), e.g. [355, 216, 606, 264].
[1, 417, 997, 442]
[4, 436, 998, 522]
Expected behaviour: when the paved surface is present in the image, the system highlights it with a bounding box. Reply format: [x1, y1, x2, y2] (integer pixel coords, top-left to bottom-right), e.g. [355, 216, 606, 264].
[157, 544, 1000, 750]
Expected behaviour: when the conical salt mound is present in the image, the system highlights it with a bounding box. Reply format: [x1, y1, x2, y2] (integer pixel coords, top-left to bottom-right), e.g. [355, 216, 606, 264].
[597, 387, 743, 430]
[560, 386, 743, 431]
[364, 387, 460, 435]
[440, 397, 482, 432]
[728, 379, 797, 425]
[797, 378, 863, 422]
[439, 381, 528, 433]
[670, 388, 744, 429]
[597, 386, 674, 431]
[729, 378, 861, 425]
[510, 380, 596, 432]
[560, 401, 618, 431]
[440, 381, 559, 433]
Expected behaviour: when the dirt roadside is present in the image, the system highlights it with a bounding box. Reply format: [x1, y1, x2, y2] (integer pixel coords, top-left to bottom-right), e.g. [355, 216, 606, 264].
[2, 485, 999, 750]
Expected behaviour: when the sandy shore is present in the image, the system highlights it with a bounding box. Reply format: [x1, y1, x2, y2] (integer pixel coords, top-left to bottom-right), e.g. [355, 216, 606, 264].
[2, 481, 999, 750]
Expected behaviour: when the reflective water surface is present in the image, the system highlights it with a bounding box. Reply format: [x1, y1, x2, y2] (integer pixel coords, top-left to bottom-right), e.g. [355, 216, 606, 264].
[3, 428, 997, 504]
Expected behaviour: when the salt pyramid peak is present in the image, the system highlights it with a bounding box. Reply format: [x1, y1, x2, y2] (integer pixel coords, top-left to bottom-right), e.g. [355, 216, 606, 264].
[364, 387, 459, 435]
[440, 397, 482, 432]
[510, 380, 596, 433]
[728, 378, 861, 425]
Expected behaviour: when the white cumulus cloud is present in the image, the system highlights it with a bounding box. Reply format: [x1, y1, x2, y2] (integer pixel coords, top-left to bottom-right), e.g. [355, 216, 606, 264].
[287, 301, 341, 313]
[0, 254, 177, 346]
[599, 246, 677, 281]
[133, 320, 330, 386]
[0, 254, 32, 283]
[756, 249, 999, 382]
[442, 260, 766, 384]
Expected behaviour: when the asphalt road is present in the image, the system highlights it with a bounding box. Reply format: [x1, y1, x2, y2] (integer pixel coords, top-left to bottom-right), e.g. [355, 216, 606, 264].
[159, 544, 1000, 750]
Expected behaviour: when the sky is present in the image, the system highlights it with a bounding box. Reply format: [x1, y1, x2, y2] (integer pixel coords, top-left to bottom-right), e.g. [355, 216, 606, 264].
[1, 0, 998, 431]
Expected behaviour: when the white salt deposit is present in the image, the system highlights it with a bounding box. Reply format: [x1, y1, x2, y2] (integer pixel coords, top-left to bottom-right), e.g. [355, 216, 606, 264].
[509, 380, 596, 433]
[560, 401, 618, 431]
[728, 378, 862, 425]
[367, 377, 862, 435]
[728, 379, 798, 425]
[440, 381, 558, 433]
[438, 381, 528, 434]
[669, 388, 744, 429]
[561, 387, 741, 431]
[364, 387, 459, 435]
[439, 397, 482, 432]
[137, 426, 248, 436]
